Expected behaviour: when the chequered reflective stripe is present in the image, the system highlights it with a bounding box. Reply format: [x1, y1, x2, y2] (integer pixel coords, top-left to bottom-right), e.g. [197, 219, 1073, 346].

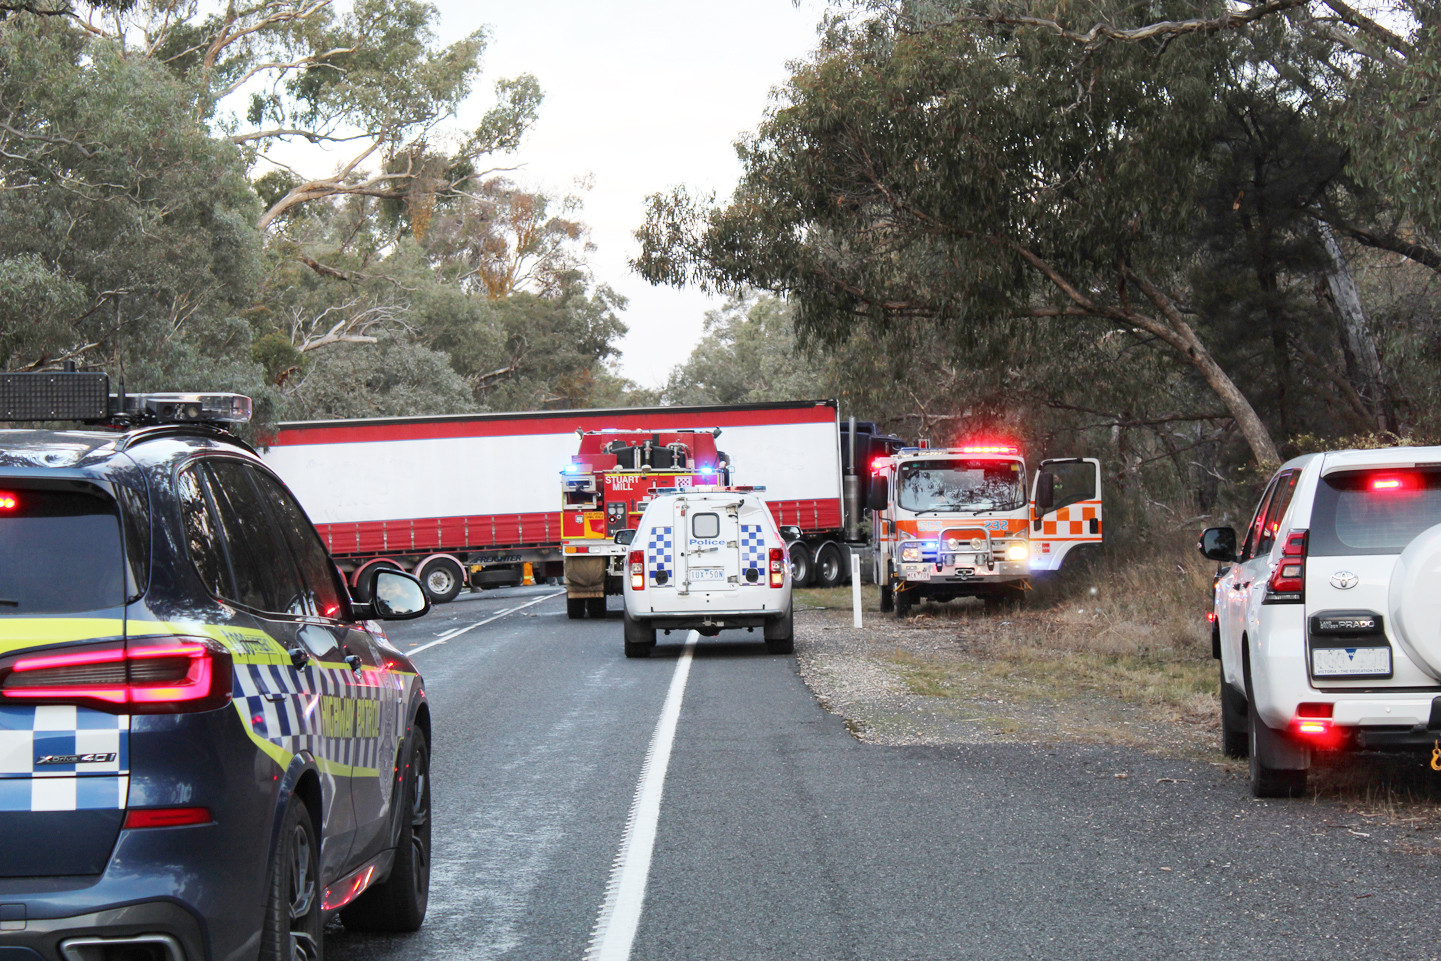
[234, 661, 408, 776]
[647, 526, 674, 580]
[740, 524, 766, 584]
[1042, 504, 1102, 538]
[0, 705, 129, 812]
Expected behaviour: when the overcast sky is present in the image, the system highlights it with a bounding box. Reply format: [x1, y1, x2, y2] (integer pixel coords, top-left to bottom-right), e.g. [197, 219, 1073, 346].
[429, 1, 826, 389]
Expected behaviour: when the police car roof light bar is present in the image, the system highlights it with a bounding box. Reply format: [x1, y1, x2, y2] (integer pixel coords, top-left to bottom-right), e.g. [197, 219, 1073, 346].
[0, 372, 111, 422]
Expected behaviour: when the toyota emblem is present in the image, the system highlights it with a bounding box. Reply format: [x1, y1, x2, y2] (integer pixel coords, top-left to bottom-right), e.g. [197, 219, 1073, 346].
[1330, 571, 1359, 590]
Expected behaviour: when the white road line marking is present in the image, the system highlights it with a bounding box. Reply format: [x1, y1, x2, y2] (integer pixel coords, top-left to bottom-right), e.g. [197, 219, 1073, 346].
[408, 591, 565, 655]
[586, 632, 698, 961]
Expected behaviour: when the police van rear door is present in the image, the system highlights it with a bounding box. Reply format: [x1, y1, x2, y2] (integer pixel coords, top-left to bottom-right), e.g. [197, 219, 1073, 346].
[677, 496, 742, 595]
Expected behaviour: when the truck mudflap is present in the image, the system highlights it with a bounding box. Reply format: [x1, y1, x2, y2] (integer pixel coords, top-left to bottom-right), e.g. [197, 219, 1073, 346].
[564, 555, 606, 599]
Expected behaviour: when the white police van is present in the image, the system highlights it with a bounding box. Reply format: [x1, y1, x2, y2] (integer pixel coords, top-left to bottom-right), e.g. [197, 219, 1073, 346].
[621, 486, 793, 657]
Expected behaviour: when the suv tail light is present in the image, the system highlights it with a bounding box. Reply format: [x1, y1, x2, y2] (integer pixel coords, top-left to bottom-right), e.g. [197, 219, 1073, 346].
[769, 547, 786, 588]
[0, 637, 233, 713]
[1264, 530, 1307, 604]
[629, 550, 645, 590]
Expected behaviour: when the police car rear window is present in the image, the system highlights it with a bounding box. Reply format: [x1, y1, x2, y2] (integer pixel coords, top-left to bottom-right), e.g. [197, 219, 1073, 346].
[0, 486, 125, 613]
[1309, 469, 1441, 556]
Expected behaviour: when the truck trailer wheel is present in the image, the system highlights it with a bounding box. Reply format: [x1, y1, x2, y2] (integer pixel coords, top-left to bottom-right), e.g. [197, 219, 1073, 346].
[814, 542, 846, 588]
[416, 556, 464, 604]
[788, 542, 814, 588]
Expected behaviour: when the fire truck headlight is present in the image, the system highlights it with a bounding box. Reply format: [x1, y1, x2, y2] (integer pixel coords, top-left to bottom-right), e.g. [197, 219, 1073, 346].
[900, 543, 923, 562]
[1005, 543, 1029, 562]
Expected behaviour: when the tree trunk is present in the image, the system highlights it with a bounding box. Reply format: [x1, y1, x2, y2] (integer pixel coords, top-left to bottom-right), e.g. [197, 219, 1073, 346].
[1315, 220, 1397, 433]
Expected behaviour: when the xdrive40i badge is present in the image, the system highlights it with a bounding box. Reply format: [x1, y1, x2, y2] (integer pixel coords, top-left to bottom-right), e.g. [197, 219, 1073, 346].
[35, 753, 117, 765]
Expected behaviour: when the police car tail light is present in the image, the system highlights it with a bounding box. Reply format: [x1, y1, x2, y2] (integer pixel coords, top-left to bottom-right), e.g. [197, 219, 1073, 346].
[0, 637, 232, 713]
[629, 550, 645, 590]
[769, 548, 785, 588]
[1264, 530, 1308, 603]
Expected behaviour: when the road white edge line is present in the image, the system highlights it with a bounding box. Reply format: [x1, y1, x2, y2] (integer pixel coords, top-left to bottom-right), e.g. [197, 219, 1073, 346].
[408, 591, 565, 655]
[586, 632, 698, 961]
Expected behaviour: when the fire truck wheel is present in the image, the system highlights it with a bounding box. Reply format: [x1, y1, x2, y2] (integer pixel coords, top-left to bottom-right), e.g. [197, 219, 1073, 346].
[894, 588, 913, 618]
[586, 596, 607, 618]
[417, 556, 464, 604]
[566, 598, 586, 620]
[813, 542, 846, 588]
[879, 584, 894, 613]
[764, 605, 794, 655]
[623, 612, 655, 658]
[788, 542, 814, 587]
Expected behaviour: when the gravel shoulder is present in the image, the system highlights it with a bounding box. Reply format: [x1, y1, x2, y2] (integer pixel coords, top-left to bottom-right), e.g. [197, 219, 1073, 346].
[793, 592, 1441, 829]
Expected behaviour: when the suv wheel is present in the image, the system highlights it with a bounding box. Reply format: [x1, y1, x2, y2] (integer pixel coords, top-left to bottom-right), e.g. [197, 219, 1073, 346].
[261, 796, 322, 961]
[1220, 665, 1249, 759]
[342, 729, 431, 931]
[1248, 699, 1307, 798]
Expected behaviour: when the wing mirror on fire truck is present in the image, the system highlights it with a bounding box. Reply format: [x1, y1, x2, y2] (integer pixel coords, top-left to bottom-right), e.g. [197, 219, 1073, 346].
[1198, 527, 1239, 563]
[614, 529, 637, 546]
[867, 475, 889, 511]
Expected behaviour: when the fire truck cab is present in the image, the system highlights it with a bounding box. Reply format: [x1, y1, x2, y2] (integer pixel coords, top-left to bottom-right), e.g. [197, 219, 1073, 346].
[870, 445, 1103, 615]
[561, 428, 729, 619]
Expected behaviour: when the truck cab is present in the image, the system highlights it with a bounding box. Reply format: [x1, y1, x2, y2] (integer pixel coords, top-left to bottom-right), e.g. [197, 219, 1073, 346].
[870, 445, 1103, 614]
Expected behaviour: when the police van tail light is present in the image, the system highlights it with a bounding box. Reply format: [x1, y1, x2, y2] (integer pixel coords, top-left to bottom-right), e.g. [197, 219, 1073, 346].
[769, 548, 786, 588]
[629, 550, 645, 590]
[1264, 530, 1308, 604]
[0, 637, 233, 714]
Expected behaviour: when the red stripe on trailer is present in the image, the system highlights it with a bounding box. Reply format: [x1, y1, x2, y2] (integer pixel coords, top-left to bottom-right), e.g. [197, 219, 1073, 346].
[317, 499, 844, 558]
[274, 402, 837, 446]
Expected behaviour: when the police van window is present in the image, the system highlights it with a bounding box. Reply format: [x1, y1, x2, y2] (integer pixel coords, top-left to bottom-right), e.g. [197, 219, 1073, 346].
[204, 460, 306, 616]
[0, 486, 125, 614]
[251, 469, 344, 619]
[693, 512, 721, 539]
[178, 466, 231, 600]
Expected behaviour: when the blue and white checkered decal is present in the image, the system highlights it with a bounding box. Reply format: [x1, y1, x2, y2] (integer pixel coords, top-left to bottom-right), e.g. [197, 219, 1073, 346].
[647, 526, 674, 582]
[0, 705, 129, 812]
[740, 524, 766, 585]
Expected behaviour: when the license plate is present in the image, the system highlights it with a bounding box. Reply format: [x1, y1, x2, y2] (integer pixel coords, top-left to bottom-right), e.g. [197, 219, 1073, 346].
[1312, 646, 1391, 677]
[690, 567, 725, 582]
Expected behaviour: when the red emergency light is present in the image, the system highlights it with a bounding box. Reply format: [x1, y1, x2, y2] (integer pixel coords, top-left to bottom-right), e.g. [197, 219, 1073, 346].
[958, 445, 1019, 455]
[1370, 474, 1416, 492]
[0, 492, 15, 510]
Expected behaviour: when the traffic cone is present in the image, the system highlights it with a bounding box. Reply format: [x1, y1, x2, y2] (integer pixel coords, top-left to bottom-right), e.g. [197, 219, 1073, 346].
[522, 562, 535, 586]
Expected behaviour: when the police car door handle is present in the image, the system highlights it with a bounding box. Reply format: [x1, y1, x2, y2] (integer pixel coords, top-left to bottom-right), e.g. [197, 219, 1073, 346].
[345, 654, 363, 674]
[287, 647, 309, 669]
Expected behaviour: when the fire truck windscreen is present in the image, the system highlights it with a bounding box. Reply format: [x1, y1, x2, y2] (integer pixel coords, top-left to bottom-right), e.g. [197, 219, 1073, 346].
[898, 459, 1026, 513]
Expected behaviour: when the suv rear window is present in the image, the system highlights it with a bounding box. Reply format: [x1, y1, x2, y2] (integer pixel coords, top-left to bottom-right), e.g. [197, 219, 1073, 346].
[0, 486, 126, 613]
[1309, 469, 1441, 556]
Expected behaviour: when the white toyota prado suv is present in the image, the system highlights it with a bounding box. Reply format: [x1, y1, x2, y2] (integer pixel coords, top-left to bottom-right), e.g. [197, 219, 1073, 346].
[1200, 446, 1441, 797]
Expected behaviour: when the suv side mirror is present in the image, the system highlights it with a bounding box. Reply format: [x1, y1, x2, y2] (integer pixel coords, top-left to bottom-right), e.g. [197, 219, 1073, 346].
[614, 529, 636, 546]
[1198, 527, 1238, 563]
[367, 569, 431, 620]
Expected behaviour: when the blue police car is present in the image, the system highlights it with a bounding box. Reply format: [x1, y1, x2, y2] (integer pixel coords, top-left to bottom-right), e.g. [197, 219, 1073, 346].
[0, 374, 433, 961]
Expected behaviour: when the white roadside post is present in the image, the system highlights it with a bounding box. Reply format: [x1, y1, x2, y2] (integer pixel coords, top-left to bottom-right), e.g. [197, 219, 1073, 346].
[851, 552, 863, 628]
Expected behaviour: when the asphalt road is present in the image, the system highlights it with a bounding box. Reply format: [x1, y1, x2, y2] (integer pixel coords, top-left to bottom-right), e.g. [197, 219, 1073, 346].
[326, 586, 1441, 961]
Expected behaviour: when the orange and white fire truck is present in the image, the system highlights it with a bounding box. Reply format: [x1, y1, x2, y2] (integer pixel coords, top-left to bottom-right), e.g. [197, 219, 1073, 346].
[560, 428, 730, 619]
[869, 444, 1103, 615]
